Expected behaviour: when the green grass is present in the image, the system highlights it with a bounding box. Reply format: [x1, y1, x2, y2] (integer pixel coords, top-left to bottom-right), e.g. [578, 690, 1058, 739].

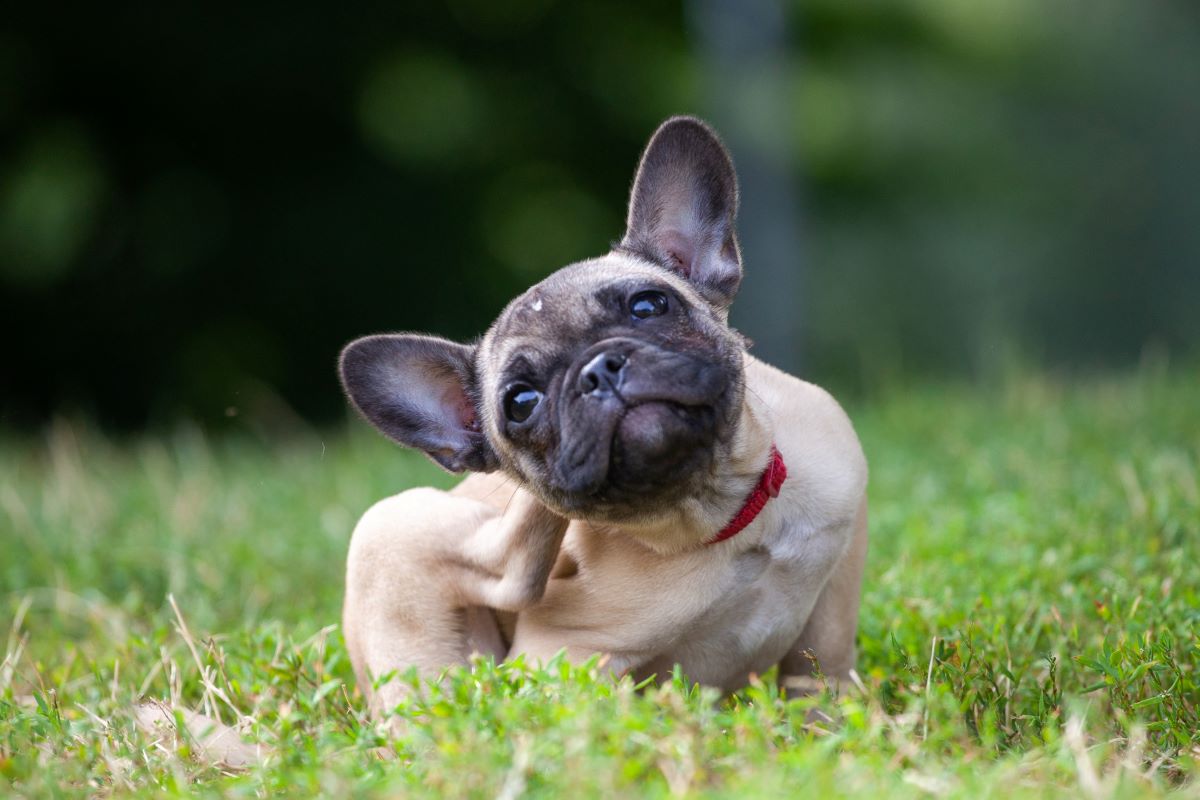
[2, 369, 1198, 797]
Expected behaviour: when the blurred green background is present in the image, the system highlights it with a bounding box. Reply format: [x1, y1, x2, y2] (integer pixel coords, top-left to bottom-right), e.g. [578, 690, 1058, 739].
[2, 0, 1198, 429]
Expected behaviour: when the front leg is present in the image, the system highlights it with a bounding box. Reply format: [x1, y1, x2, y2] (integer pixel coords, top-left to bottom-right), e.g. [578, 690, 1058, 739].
[778, 496, 868, 696]
[343, 485, 567, 718]
[452, 489, 570, 611]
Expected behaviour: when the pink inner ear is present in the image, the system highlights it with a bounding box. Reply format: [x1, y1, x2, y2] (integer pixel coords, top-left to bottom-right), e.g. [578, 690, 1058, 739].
[457, 396, 480, 432]
[437, 383, 478, 432]
[661, 230, 694, 278]
[668, 249, 690, 277]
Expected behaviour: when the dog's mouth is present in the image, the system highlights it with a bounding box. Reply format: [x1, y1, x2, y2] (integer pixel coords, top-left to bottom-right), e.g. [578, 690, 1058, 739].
[613, 399, 714, 457]
[549, 393, 721, 514]
[535, 336, 737, 517]
[610, 399, 716, 478]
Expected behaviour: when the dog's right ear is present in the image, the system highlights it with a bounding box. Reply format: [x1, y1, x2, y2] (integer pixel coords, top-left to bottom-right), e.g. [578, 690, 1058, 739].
[621, 116, 742, 309]
[339, 334, 499, 473]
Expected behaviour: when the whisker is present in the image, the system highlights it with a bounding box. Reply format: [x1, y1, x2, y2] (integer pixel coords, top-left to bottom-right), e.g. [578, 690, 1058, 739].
[481, 474, 516, 503]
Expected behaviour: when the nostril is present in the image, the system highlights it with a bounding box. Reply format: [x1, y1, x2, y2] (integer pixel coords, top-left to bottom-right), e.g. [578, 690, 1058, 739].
[579, 351, 627, 396]
[604, 354, 626, 373]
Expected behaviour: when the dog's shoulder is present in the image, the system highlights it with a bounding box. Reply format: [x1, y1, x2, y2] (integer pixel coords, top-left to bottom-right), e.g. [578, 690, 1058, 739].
[744, 356, 867, 526]
[350, 484, 499, 563]
[450, 472, 520, 512]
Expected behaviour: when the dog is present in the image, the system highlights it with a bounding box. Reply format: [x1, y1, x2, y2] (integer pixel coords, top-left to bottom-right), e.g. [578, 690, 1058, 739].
[338, 116, 868, 718]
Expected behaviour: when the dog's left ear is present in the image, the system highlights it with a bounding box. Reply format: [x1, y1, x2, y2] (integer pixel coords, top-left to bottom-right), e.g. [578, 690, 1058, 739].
[621, 116, 742, 308]
[339, 333, 500, 473]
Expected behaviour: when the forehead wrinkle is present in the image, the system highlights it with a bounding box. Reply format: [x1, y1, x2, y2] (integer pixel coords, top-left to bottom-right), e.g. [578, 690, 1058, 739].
[539, 253, 708, 307]
[597, 252, 711, 309]
[481, 250, 715, 372]
[489, 335, 549, 379]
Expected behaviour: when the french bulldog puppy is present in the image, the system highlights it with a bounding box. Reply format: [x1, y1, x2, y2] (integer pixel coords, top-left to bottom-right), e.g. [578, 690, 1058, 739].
[339, 116, 868, 718]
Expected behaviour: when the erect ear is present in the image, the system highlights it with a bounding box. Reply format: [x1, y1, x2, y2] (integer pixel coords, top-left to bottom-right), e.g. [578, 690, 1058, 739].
[339, 334, 499, 473]
[620, 116, 742, 308]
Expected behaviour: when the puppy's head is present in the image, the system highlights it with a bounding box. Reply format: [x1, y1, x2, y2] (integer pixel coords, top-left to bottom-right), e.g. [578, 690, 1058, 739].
[340, 117, 748, 522]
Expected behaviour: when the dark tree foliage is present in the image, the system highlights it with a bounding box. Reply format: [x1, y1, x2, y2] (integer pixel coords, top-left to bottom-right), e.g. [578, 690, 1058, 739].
[2, 0, 1197, 427]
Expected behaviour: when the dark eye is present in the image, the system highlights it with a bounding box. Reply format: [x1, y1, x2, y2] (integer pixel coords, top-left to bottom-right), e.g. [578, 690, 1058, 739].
[504, 384, 542, 423]
[629, 290, 668, 319]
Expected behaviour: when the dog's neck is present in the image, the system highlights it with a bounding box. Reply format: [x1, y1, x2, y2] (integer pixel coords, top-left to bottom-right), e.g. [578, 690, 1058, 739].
[610, 380, 776, 554]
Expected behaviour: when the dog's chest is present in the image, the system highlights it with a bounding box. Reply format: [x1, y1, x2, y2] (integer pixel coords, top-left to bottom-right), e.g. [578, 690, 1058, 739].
[553, 521, 836, 689]
[669, 543, 827, 686]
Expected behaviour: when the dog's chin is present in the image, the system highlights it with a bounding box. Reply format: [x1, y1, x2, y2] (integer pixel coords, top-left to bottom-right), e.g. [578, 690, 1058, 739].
[551, 401, 717, 519]
[612, 401, 715, 482]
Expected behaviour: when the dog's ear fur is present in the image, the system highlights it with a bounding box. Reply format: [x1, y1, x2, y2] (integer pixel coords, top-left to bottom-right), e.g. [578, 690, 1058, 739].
[621, 116, 742, 308]
[339, 334, 499, 473]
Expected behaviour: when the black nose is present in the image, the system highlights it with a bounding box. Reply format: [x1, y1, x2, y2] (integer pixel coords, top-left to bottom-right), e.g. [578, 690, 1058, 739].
[578, 351, 627, 397]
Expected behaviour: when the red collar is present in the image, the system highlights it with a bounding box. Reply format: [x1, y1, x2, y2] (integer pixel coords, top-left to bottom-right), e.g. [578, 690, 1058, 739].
[705, 445, 788, 545]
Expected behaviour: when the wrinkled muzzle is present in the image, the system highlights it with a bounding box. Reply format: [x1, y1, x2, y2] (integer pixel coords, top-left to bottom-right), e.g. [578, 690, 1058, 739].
[550, 338, 730, 504]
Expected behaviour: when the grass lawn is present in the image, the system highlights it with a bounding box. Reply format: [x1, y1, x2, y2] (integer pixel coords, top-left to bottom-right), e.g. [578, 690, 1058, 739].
[2, 368, 1198, 797]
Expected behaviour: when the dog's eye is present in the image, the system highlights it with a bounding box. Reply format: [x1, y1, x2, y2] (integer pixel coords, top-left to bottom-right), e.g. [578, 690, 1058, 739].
[629, 290, 668, 319]
[504, 384, 542, 423]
